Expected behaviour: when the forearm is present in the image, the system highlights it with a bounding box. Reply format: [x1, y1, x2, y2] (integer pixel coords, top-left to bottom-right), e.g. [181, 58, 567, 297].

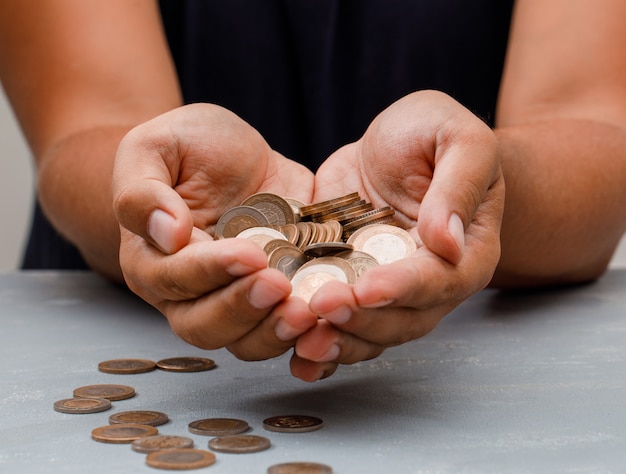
[38, 126, 132, 283]
[492, 119, 626, 287]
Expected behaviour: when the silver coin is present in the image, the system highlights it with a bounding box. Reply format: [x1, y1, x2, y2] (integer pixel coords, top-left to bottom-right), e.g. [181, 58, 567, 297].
[214, 206, 270, 239]
[290, 258, 357, 302]
[241, 193, 297, 225]
[346, 224, 416, 264]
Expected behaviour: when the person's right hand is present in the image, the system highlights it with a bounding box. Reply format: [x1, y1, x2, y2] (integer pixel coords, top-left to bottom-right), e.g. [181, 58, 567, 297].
[112, 104, 318, 361]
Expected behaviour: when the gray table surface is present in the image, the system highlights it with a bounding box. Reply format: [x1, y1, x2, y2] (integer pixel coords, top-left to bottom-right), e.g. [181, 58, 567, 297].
[1, 270, 625, 473]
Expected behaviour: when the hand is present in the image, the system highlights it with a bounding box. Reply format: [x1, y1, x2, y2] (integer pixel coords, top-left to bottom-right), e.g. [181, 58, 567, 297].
[289, 90, 505, 381]
[112, 104, 318, 361]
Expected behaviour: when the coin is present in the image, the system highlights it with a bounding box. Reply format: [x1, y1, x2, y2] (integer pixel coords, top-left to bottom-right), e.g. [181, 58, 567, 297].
[302, 242, 353, 259]
[236, 226, 287, 249]
[290, 257, 357, 302]
[73, 384, 135, 401]
[342, 206, 396, 231]
[241, 193, 296, 225]
[208, 434, 271, 454]
[214, 206, 270, 239]
[262, 415, 324, 433]
[91, 423, 158, 444]
[276, 223, 300, 244]
[295, 222, 312, 248]
[268, 244, 308, 280]
[334, 250, 379, 278]
[98, 358, 156, 374]
[53, 397, 112, 414]
[156, 357, 216, 372]
[145, 448, 216, 470]
[188, 418, 249, 436]
[284, 197, 306, 221]
[299, 192, 360, 217]
[131, 435, 194, 454]
[267, 462, 333, 474]
[109, 410, 169, 426]
[346, 224, 417, 264]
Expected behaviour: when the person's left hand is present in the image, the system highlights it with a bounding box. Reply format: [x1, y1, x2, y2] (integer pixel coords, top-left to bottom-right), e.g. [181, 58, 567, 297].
[288, 90, 505, 381]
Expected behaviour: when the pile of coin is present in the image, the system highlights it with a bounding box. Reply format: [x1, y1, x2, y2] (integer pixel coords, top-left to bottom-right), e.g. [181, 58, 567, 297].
[53, 357, 332, 472]
[214, 192, 417, 301]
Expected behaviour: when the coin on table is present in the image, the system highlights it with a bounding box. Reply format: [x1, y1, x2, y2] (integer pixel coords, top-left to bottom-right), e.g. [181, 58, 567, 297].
[346, 223, 416, 264]
[145, 448, 216, 470]
[156, 357, 216, 372]
[91, 423, 158, 444]
[109, 410, 169, 426]
[267, 462, 333, 474]
[241, 193, 297, 225]
[53, 397, 112, 414]
[97, 358, 156, 374]
[73, 384, 135, 401]
[208, 434, 271, 454]
[188, 418, 249, 436]
[131, 435, 194, 454]
[290, 257, 357, 302]
[334, 250, 379, 278]
[263, 415, 324, 433]
[214, 206, 270, 239]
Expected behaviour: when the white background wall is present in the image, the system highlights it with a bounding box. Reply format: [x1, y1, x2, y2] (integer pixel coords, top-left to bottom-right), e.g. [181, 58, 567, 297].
[1, 87, 625, 271]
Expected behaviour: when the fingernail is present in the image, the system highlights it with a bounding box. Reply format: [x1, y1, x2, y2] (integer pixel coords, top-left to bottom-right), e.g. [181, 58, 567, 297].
[360, 299, 393, 309]
[319, 343, 340, 362]
[274, 319, 299, 341]
[248, 279, 287, 309]
[321, 306, 351, 325]
[148, 209, 176, 253]
[448, 213, 465, 254]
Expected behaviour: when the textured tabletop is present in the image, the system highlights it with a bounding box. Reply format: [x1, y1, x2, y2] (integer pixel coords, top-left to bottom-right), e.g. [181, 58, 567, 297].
[1, 270, 626, 473]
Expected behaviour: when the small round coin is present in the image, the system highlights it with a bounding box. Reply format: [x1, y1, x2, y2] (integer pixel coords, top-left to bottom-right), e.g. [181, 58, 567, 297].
[156, 357, 216, 372]
[290, 258, 357, 302]
[346, 224, 417, 264]
[131, 435, 194, 454]
[73, 384, 135, 401]
[109, 410, 169, 426]
[91, 423, 158, 444]
[53, 397, 112, 414]
[98, 358, 156, 374]
[146, 448, 216, 470]
[188, 418, 249, 436]
[263, 415, 324, 433]
[214, 206, 270, 238]
[208, 434, 271, 454]
[267, 462, 333, 474]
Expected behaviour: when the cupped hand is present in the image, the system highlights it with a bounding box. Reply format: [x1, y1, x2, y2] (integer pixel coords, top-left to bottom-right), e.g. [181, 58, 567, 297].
[112, 103, 317, 361]
[289, 90, 505, 381]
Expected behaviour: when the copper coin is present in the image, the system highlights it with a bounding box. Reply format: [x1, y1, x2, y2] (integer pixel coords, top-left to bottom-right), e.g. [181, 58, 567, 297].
[109, 410, 169, 426]
[53, 397, 112, 414]
[299, 192, 361, 217]
[91, 423, 158, 444]
[131, 435, 194, 454]
[214, 206, 270, 239]
[73, 384, 135, 401]
[342, 207, 395, 230]
[263, 415, 324, 433]
[241, 193, 296, 225]
[295, 222, 312, 248]
[188, 418, 249, 436]
[346, 224, 417, 264]
[145, 448, 216, 470]
[276, 223, 300, 244]
[290, 257, 357, 302]
[98, 358, 156, 374]
[267, 462, 333, 474]
[156, 357, 216, 372]
[208, 434, 271, 454]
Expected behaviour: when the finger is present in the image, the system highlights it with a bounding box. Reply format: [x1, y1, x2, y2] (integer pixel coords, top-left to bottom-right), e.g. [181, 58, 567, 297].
[289, 352, 338, 382]
[120, 229, 270, 302]
[295, 319, 385, 366]
[417, 106, 502, 264]
[161, 266, 292, 350]
[226, 296, 318, 361]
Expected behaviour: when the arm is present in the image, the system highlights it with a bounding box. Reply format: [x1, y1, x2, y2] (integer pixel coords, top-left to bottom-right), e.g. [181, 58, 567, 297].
[0, 0, 182, 281]
[493, 0, 626, 287]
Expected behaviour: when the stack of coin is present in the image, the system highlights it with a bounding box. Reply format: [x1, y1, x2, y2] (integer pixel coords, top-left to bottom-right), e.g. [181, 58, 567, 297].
[214, 192, 417, 301]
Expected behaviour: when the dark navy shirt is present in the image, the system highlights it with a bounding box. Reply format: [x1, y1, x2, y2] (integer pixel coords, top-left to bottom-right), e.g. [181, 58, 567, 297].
[22, 0, 514, 270]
